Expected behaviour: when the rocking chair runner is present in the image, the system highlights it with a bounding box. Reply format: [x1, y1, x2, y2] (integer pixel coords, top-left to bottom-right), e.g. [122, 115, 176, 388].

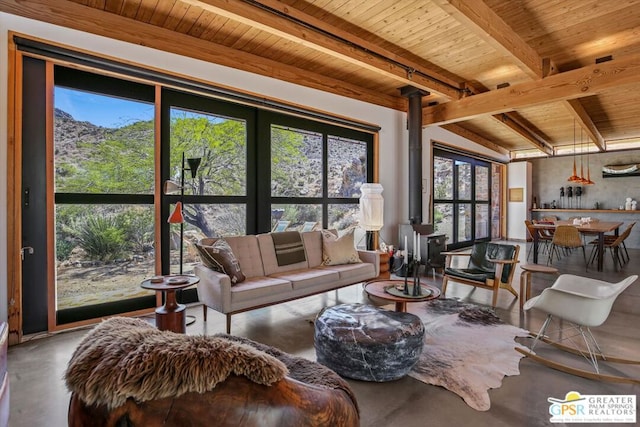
[521, 274, 639, 383]
[442, 242, 520, 307]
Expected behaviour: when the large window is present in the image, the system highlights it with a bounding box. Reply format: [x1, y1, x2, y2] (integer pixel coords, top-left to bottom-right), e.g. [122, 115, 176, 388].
[261, 112, 372, 235]
[433, 148, 497, 249]
[23, 60, 374, 329]
[53, 67, 157, 324]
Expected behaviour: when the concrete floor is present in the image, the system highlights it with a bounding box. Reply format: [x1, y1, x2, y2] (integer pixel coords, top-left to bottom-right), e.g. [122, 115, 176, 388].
[8, 242, 640, 426]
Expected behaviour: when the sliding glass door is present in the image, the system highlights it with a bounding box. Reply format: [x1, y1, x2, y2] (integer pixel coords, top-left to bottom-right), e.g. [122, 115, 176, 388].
[52, 67, 157, 325]
[433, 149, 494, 250]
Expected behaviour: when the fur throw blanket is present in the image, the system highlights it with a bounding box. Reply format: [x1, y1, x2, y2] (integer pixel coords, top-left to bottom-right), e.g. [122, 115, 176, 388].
[64, 317, 289, 409]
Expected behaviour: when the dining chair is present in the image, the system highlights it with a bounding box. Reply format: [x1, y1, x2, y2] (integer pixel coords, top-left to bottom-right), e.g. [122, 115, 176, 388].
[547, 225, 587, 269]
[524, 220, 551, 262]
[588, 222, 634, 270]
[602, 221, 636, 263]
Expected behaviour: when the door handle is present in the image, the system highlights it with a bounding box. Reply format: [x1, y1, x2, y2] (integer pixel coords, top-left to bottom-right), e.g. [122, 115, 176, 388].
[21, 246, 34, 260]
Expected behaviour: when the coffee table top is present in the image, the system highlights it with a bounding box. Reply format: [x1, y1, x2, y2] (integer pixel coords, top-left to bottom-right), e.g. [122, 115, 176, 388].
[364, 279, 441, 304]
[140, 274, 200, 291]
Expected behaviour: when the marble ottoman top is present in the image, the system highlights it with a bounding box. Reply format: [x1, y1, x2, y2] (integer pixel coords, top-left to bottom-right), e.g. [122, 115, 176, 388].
[315, 303, 424, 341]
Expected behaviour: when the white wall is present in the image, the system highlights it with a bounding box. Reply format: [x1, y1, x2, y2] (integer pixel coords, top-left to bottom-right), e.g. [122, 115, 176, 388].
[506, 161, 532, 240]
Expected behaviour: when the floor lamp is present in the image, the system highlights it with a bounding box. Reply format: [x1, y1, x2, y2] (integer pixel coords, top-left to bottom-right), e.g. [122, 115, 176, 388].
[359, 183, 384, 250]
[165, 152, 201, 274]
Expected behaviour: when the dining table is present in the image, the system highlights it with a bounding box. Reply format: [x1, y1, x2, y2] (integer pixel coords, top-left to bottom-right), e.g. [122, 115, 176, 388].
[531, 220, 624, 271]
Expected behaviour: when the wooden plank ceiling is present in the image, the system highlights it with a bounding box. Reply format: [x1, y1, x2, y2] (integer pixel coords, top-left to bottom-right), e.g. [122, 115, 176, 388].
[3, 0, 640, 156]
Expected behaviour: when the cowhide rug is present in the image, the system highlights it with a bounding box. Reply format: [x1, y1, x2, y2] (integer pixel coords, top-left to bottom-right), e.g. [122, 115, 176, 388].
[408, 298, 529, 411]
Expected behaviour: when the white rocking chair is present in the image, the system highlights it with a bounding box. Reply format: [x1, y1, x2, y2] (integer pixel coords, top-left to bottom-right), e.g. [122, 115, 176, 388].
[521, 274, 639, 383]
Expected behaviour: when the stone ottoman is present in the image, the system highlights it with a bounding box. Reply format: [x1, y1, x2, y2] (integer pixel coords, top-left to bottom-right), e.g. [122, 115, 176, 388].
[314, 303, 425, 382]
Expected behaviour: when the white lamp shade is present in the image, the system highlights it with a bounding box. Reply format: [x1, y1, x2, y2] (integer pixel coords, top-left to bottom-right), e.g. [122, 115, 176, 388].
[163, 180, 182, 195]
[359, 183, 384, 231]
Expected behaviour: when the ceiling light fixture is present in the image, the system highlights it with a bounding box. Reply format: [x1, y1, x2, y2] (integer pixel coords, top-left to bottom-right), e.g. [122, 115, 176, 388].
[567, 119, 581, 182]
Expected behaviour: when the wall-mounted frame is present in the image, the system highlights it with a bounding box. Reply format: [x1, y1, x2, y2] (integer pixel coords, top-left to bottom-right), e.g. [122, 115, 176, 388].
[508, 187, 524, 202]
[602, 163, 640, 178]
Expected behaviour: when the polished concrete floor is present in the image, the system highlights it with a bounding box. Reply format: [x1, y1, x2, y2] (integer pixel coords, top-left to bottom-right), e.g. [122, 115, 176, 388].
[8, 241, 640, 426]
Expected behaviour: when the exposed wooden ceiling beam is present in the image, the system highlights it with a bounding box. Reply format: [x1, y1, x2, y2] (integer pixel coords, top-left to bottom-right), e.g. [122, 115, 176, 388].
[492, 114, 553, 156]
[185, 0, 462, 99]
[432, 0, 543, 79]
[440, 124, 510, 156]
[423, 54, 640, 125]
[436, 1, 606, 154]
[563, 99, 606, 152]
[0, 0, 404, 111]
[465, 82, 554, 153]
[254, 0, 462, 89]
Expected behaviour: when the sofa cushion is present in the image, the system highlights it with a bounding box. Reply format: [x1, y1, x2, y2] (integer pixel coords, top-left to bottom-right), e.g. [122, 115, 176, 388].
[258, 233, 309, 275]
[321, 262, 376, 282]
[196, 239, 246, 285]
[271, 231, 306, 266]
[270, 268, 340, 291]
[200, 236, 265, 278]
[321, 229, 361, 266]
[230, 276, 293, 305]
[301, 231, 324, 267]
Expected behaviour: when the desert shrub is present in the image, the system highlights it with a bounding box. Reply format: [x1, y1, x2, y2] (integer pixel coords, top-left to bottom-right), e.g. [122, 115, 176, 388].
[56, 239, 74, 261]
[118, 207, 154, 253]
[77, 214, 127, 261]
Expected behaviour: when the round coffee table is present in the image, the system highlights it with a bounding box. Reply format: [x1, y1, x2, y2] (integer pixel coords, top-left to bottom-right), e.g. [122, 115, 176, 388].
[364, 279, 441, 312]
[140, 274, 200, 333]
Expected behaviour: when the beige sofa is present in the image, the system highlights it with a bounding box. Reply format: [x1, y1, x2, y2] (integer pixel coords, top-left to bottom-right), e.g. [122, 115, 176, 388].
[195, 230, 380, 333]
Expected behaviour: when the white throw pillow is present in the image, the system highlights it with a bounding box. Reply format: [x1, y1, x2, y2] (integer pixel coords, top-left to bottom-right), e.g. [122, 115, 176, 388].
[321, 229, 362, 265]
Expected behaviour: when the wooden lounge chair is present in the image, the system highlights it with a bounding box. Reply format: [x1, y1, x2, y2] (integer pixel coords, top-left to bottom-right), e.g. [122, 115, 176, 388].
[442, 242, 520, 307]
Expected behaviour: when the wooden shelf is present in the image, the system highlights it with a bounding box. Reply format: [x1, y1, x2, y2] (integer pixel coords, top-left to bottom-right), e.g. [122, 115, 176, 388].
[532, 209, 638, 213]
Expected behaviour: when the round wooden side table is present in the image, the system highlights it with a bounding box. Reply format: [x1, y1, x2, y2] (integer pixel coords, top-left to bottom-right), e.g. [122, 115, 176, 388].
[377, 251, 391, 279]
[364, 279, 440, 312]
[519, 264, 559, 311]
[140, 274, 200, 333]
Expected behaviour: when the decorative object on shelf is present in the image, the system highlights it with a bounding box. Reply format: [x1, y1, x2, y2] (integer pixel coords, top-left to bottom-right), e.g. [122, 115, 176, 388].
[625, 197, 633, 211]
[633, 200, 637, 210]
[566, 186, 573, 208]
[602, 163, 640, 178]
[532, 196, 537, 209]
[575, 186, 582, 209]
[359, 183, 384, 250]
[559, 188, 564, 209]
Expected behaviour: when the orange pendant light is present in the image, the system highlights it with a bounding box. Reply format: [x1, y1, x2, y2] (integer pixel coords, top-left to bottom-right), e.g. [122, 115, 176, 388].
[168, 201, 185, 223]
[567, 120, 581, 182]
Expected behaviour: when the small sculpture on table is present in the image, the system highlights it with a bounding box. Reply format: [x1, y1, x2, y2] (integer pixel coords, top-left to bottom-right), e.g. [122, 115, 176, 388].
[402, 232, 423, 296]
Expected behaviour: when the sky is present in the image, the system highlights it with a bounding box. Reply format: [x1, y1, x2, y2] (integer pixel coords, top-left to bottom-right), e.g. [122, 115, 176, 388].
[54, 87, 155, 128]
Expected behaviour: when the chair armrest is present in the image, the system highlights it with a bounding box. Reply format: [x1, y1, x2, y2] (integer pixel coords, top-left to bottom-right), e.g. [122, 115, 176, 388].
[357, 250, 380, 277]
[524, 288, 612, 327]
[441, 251, 471, 257]
[194, 264, 233, 313]
[487, 258, 519, 264]
[442, 251, 471, 268]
